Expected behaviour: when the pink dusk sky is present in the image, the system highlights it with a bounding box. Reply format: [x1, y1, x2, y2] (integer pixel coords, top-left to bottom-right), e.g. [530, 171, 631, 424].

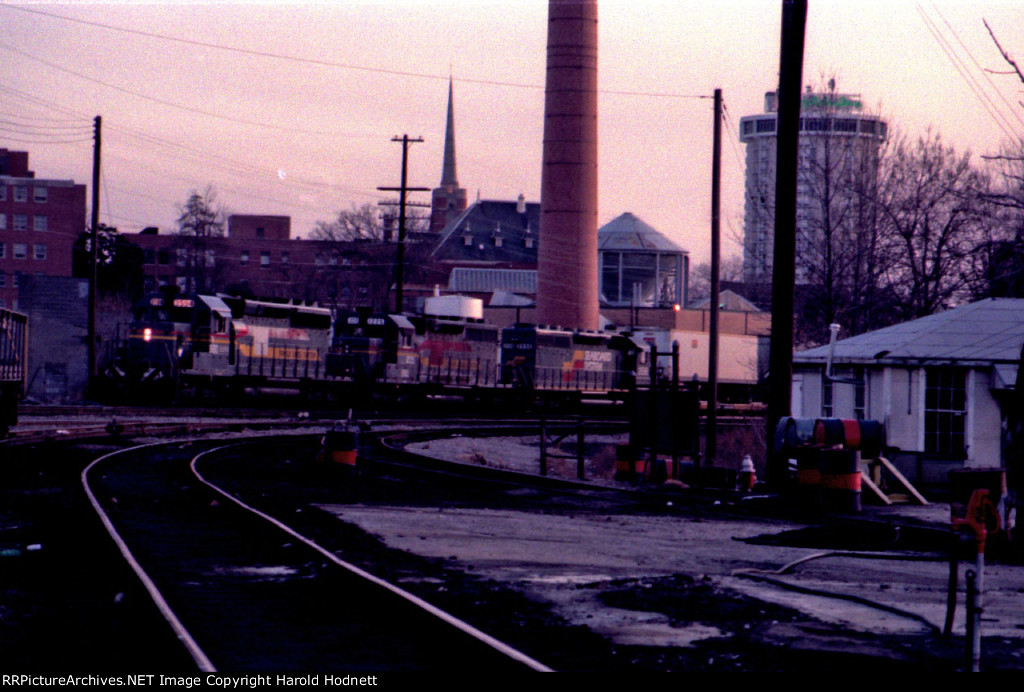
[3, 1, 1023, 265]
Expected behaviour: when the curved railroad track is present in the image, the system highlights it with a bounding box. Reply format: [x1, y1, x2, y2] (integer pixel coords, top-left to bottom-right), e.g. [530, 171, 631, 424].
[81, 436, 553, 672]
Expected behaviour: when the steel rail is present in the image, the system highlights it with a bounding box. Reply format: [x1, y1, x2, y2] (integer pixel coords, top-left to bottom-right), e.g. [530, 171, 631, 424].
[81, 441, 218, 672]
[191, 441, 555, 673]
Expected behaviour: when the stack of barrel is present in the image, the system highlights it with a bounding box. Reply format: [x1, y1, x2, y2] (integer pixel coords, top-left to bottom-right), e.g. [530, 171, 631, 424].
[775, 417, 885, 513]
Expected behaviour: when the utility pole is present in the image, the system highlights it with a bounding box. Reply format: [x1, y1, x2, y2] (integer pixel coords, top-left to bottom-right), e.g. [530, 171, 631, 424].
[766, 0, 808, 486]
[707, 88, 722, 468]
[88, 115, 101, 391]
[378, 135, 427, 313]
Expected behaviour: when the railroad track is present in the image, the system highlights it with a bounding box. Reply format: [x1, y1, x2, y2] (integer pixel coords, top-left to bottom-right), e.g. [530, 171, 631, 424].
[81, 437, 552, 672]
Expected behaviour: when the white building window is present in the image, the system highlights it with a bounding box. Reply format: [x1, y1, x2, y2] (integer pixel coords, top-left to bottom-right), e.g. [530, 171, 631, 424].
[13, 186, 27, 203]
[260, 251, 270, 268]
[0, 186, 6, 201]
[281, 251, 290, 264]
[33, 186, 47, 203]
[240, 250, 249, 265]
[0, 214, 5, 230]
[13, 215, 27, 231]
[33, 215, 47, 232]
[13, 243, 27, 260]
[33, 243, 47, 260]
[925, 368, 967, 460]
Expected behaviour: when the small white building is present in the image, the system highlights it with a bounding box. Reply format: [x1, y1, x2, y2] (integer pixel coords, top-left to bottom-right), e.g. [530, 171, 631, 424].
[792, 299, 1024, 486]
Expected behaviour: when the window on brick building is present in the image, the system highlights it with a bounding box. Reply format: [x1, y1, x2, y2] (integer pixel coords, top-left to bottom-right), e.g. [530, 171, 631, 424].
[0, 243, 5, 259]
[281, 251, 290, 264]
[33, 187, 47, 203]
[0, 214, 5, 230]
[34, 244, 46, 260]
[13, 243, 27, 260]
[0, 186, 6, 201]
[33, 215, 47, 232]
[260, 251, 270, 268]
[240, 250, 249, 265]
[13, 215, 27, 231]
[14, 186, 27, 203]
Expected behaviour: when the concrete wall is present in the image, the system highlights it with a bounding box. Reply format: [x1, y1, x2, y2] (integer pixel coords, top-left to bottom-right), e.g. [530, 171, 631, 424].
[19, 275, 89, 403]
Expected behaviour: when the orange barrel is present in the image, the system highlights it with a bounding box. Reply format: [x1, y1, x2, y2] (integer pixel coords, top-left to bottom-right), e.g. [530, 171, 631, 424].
[794, 417, 817, 445]
[841, 419, 861, 450]
[819, 449, 861, 513]
[322, 426, 359, 469]
[645, 456, 668, 484]
[615, 444, 642, 481]
[774, 416, 797, 454]
[813, 418, 845, 447]
[793, 447, 821, 508]
[858, 420, 885, 459]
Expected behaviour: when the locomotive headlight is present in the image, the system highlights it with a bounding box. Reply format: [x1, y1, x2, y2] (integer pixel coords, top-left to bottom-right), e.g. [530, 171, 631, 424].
[143, 327, 153, 343]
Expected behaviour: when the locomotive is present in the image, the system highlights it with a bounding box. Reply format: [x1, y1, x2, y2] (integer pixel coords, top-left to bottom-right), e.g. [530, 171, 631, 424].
[116, 290, 332, 396]
[109, 289, 650, 403]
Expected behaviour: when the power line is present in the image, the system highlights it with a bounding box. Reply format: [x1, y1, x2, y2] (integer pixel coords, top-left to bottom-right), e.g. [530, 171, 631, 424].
[916, 3, 1021, 143]
[0, 41, 363, 137]
[1, 3, 712, 101]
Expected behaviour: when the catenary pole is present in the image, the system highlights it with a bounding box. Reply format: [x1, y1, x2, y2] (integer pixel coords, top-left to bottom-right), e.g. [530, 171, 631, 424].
[378, 135, 426, 313]
[88, 115, 101, 389]
[766, 0, 807, 487]
[707, 88, 722, 467]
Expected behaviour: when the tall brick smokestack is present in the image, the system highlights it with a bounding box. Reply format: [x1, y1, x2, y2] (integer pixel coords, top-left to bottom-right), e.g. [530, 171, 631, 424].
[537, 0, 599, 330]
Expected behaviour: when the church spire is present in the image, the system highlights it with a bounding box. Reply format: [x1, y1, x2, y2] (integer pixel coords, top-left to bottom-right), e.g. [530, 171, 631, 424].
[440, 76, 459, 187]
[431, 76, 468, 233]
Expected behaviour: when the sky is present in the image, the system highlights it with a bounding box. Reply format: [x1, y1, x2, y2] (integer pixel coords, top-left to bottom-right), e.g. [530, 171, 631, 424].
[3, 0, 1024, 267]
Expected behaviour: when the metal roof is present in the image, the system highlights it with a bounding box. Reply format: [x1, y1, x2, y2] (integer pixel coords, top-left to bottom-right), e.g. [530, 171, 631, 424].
[795, 298, 1024, 366]
[597, 212, 687, 253]
[448, 267, 537, 294]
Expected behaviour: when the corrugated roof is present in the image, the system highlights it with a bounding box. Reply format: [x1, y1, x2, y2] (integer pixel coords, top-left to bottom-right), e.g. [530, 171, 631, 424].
[598, 212, 687, 253]
[448, 267, 537, 294]
[795, 298, 1024, 365]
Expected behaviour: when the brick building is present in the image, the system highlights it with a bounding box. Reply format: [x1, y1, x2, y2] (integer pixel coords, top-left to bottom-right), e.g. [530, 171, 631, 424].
[132, 214, 404, 310]
[0, 148, 87, 310]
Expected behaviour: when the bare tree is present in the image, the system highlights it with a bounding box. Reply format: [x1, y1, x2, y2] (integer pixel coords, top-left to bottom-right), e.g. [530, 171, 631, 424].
[175, 185, 226, 294]
[311, 202, 384, 242]
[874, 129, 990, 319]
[689, 255, 744, 304]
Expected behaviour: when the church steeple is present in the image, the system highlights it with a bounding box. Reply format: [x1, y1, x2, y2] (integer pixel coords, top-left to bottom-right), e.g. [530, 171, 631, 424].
[431, 77, 468, 233]
[440, 77, 459, 187]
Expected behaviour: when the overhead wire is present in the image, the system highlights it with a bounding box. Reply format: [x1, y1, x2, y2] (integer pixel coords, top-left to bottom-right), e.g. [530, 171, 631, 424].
[915, 3, 1020, 144]
[0, 3, 713, 100]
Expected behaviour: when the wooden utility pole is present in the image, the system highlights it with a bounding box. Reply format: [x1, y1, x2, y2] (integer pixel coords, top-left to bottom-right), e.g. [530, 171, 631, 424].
[378, 135, 427, 313]
[766, 0, 808, 486]
[88, 115, 101, 389]
[707, 88, 722, 467]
